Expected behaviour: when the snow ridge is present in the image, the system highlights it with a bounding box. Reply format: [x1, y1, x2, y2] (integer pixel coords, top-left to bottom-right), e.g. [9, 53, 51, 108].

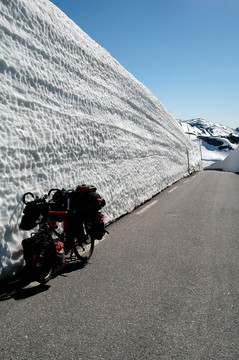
[0, 0, 201, 280]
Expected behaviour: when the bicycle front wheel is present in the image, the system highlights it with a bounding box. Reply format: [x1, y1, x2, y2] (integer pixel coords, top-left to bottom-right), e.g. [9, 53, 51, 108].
[71, 235, 95, 261]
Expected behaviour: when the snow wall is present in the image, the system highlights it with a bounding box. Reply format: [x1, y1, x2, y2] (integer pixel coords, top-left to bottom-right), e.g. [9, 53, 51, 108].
[0, 0, 201, 280]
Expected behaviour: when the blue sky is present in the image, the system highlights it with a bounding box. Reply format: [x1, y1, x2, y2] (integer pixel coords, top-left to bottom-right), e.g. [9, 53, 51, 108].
[50, 0, 239, 129]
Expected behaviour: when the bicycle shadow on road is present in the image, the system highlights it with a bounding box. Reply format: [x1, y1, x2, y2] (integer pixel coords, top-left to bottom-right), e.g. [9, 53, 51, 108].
[0, 268, 48, 301]
[0, 260, 87, 301]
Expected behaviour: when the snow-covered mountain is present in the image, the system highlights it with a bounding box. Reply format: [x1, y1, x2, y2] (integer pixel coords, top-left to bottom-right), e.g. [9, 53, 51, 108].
[181, 118, 238, 138]
[0, 0, 201, 280]
[180, 118, 239, 167]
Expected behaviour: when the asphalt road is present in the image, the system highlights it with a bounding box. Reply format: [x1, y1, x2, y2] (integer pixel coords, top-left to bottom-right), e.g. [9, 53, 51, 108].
[0, 170, 238, 360]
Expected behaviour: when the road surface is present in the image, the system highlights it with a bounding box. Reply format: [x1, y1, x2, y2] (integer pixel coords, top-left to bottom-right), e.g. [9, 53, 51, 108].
[0, 170, 238, 359]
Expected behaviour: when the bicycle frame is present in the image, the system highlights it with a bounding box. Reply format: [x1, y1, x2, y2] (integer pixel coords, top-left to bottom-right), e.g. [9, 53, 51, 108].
[47, 210, 94, 260]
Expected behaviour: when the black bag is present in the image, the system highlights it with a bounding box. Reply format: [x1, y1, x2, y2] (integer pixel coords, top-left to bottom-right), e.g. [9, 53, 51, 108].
[85, 212, 106, 240]
[68, 184, 106, 239]
[70, 184, 106, 215]
[20, 199, 49, 230]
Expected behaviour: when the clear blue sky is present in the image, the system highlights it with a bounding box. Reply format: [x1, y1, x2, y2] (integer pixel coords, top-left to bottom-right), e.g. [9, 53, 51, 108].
[50, 0, 239, 129]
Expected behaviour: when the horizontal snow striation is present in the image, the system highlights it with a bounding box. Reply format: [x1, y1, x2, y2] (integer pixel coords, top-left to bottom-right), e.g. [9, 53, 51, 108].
[0, 0, 201, 279]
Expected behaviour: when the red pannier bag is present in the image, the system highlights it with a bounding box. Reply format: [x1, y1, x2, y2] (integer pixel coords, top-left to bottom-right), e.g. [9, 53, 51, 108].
[54, 240, 65, 268]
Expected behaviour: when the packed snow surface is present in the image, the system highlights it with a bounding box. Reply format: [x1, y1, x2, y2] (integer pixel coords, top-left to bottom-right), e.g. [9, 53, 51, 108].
[0, 0, 201, 280]
[206, 145, 239, 173]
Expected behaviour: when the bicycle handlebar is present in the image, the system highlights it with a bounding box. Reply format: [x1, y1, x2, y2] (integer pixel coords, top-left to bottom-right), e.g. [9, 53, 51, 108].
[22, 188, 74, 205]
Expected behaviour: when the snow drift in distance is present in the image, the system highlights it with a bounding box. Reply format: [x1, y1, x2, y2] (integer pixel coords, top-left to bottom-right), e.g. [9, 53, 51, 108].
[206, 145, 239, 173]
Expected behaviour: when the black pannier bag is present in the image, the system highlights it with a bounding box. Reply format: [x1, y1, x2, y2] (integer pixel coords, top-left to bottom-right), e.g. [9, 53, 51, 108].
[69, 185, 106, 214]
[68, 184, 106, 239]
[87, 212, 105, 240]
[20, 199, 49, 231]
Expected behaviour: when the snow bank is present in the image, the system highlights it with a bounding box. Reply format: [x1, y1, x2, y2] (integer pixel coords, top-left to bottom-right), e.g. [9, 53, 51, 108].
[206, 145, 239, 173]
[0, 0, 201, 280]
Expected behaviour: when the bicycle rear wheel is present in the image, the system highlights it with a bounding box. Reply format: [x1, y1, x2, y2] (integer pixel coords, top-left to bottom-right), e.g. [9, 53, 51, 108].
[71, 235, 95, 261]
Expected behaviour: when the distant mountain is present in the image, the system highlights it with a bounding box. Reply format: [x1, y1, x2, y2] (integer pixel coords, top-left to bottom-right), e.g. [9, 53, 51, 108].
[180, 118, 239, 152]
[179, 118, 239, 167]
